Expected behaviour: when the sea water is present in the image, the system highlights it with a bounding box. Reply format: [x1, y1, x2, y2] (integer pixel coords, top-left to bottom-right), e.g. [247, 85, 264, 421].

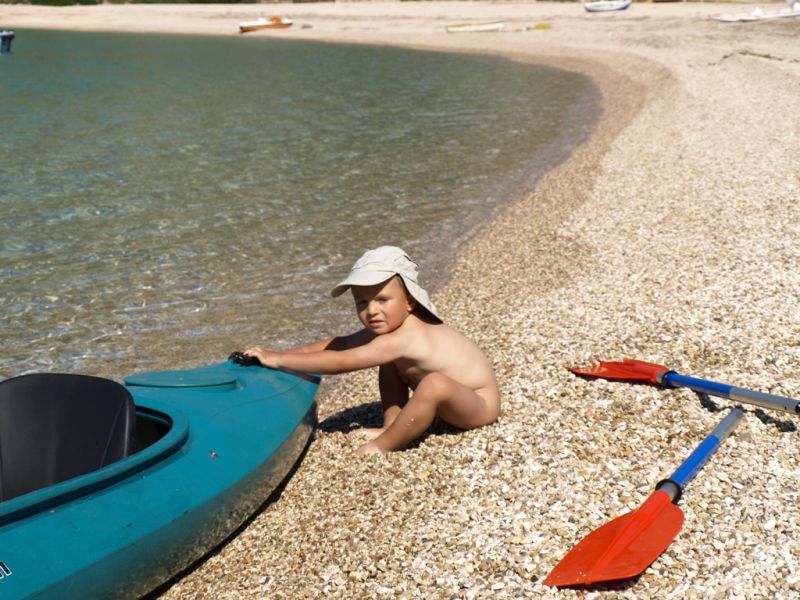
[0, 30, 597, 378]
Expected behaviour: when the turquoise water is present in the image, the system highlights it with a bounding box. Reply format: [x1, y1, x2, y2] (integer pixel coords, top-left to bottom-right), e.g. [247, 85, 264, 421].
[0, 30, 596, 378]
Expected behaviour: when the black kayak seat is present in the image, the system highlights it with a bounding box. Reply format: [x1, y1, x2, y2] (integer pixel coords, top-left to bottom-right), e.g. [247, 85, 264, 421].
[0, 373, 136, 502]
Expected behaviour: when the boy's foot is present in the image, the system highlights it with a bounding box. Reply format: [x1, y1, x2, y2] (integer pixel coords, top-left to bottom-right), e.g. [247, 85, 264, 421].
[355, 441, 384, 456]
[347, 427, 385, 441]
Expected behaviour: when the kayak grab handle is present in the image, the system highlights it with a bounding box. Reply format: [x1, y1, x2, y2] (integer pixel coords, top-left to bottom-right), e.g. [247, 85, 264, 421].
[660, 372, 800, 415]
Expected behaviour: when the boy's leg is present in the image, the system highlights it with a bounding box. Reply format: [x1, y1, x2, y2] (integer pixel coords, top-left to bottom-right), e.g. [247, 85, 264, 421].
[378, 362, 410, 428]
[359, 372, 497, 454]
[349, 363, 409, 440]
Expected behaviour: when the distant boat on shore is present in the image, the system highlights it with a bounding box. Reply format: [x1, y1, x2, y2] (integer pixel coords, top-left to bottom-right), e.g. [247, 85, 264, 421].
[0, 30, 14, 53]
[711, 6, 800, 22]
[584, 0, 632, 12]
[239, 16, 293, 34]
[445, 20, 506, 33]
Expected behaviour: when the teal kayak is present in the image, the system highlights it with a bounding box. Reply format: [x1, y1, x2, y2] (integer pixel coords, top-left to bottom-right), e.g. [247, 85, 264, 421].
[0, 359, 318, 598]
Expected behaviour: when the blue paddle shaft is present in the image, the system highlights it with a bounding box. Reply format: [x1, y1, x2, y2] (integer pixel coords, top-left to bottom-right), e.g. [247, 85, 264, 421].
[668, 408, 744, 489]
[661, 372, 800, 415]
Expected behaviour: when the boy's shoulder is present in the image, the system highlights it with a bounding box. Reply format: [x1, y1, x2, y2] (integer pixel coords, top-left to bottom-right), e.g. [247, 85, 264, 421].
[394, 315, 451, 344]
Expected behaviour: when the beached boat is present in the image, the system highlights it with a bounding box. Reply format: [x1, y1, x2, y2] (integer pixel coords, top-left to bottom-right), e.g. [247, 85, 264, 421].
[0, 30, 14, 53]
[445, 20, 506, 33]
[0, 359, 318, 598]
[584, 0, 632, 12]
[711, 6, 800, 22]
[239, 16, 293, 33]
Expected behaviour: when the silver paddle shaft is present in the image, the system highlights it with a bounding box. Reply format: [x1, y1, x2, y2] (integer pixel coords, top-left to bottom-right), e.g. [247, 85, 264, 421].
[660, 372, 800, 415]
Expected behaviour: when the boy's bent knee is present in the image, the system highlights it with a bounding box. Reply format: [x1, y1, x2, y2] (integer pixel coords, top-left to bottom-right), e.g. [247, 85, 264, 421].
[414, 372, 454, 400]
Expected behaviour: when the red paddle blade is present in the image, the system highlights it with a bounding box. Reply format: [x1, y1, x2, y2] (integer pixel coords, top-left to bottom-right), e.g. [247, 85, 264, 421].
[570, 359, 669, 386]
[544, 490, 684, 587]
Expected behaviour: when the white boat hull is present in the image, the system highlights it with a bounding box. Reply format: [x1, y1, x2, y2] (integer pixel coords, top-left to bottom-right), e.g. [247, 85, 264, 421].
[712, 7, 800, 22]
[584, 0, 632, 13]
[446, 20, 506, 33]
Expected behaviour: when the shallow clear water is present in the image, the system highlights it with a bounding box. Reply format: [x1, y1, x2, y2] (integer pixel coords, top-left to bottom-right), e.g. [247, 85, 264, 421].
[0, 30, 596, 379]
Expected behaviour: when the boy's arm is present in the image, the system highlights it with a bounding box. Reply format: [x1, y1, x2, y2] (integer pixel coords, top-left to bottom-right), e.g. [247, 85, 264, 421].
[247, 332, 402, 375]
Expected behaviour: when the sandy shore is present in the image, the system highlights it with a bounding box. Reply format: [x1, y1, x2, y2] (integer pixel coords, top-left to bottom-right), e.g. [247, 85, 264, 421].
[5, 2, 800, 598]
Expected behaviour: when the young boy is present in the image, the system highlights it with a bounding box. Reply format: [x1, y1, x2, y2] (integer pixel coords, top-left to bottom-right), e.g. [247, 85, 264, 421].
[245, 246, 500, 455]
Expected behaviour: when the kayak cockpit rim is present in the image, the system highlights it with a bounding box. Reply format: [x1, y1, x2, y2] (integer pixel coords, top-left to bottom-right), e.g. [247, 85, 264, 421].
[0, 401, 189, 527]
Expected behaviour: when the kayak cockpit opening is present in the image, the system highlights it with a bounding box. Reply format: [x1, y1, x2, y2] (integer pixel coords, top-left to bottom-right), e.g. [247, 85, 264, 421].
[0, 373, 185, 523]
[0, 373, 136, 502]
[133, 406, 172, 452]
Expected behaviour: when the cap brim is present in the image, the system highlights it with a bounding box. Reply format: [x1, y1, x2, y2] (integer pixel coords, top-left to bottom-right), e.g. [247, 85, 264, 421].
[330, 271, 396, 297]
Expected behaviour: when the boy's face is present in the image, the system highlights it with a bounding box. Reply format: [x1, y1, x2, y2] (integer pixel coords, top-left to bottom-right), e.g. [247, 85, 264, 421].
[351, 276, 416, 335]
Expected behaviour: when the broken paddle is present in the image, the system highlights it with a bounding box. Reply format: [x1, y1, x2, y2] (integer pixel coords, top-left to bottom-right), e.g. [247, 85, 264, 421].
[545, 406, 744, 587]
[571, 358, 799, 415]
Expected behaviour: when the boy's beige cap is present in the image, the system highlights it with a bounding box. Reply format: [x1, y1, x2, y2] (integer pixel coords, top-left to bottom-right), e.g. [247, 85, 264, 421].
[331, 246, 442, 322]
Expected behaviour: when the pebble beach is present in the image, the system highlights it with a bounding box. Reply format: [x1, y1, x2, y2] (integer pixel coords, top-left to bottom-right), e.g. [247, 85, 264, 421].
[4, 2, 800, 598]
